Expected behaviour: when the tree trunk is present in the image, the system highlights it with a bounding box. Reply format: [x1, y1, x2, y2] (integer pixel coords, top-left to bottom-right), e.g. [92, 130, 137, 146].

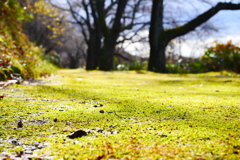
[148, 41, 167, 73]
[86, 31, 101, 70]
[99, 39, 115, 71]
[99, 0, 128, 71]
[148, 0, 167, 72]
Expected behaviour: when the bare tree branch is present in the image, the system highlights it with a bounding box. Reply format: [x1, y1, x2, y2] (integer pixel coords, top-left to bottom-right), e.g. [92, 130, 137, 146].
[166, 2, 240, 42]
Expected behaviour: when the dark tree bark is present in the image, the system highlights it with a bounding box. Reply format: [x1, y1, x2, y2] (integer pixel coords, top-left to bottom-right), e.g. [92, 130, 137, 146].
[149, 1, 240, 73]
[148, 0, 166, 72]
[99, 0, 128, 71]
[86, 30, 101, 70]
[85, 0, 102, 70]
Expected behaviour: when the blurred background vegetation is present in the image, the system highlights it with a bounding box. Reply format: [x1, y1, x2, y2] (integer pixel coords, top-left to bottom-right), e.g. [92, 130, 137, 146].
[0, 0, 239, 81]
[166, 41, 240, 74]
[0, 0, 57, 81]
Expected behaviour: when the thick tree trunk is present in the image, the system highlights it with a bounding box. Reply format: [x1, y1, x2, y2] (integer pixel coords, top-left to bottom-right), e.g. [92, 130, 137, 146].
[86, 31, 101, 70]
[148, 0, 167, 72]
[99, 43, 115, 71]
[148, 42, 167, 73]
[98, 0, 128, 71]
[86, 46, 97, 70]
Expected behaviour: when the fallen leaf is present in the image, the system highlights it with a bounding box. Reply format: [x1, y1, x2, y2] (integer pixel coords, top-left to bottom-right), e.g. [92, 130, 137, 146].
[159, 134, 168, 137]
[15, 151, 24, 157]
[17, 121, 23, 128]
[97, 129, 104, 133]
[67, 130, 87, 139]
[53, 118, 58, 122]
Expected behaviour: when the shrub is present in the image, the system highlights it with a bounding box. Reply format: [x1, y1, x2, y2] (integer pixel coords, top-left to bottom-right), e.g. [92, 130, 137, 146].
[166, 62, 190, 73]
[167, 41, 240, 73]
[129, 60, 147, 71]
[198, 41, 240, 73]
[115, 60, 148, 71]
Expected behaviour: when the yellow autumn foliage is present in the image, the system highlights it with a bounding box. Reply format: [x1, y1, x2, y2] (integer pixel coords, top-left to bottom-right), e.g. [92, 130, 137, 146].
[27, 0, 67, 41]
[0, 0, 57, 80]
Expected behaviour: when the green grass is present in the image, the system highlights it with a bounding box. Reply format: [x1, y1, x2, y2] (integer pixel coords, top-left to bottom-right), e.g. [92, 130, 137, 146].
[0, 69, 239, 159]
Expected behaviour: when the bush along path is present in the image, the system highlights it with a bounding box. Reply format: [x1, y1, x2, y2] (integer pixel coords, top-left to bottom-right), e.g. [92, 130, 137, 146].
[0, 69, 239, 159]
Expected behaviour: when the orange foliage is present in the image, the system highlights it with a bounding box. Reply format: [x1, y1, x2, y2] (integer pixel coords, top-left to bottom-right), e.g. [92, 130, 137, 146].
[200, 40, 240, 73]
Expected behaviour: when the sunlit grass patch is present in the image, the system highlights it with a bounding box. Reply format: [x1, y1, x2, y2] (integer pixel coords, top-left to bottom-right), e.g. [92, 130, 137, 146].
[0, 69, 239, 159]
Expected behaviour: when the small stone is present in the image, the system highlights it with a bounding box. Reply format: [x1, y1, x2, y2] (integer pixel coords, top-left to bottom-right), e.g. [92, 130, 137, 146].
[99, 110, 104, 113]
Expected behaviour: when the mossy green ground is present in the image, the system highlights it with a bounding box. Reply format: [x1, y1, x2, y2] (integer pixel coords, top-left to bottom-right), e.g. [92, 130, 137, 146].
[0, 69, 239, 159]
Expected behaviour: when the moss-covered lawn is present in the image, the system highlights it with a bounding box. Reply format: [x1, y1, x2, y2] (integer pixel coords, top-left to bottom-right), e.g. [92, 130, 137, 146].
[0, 69, 239, 159]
